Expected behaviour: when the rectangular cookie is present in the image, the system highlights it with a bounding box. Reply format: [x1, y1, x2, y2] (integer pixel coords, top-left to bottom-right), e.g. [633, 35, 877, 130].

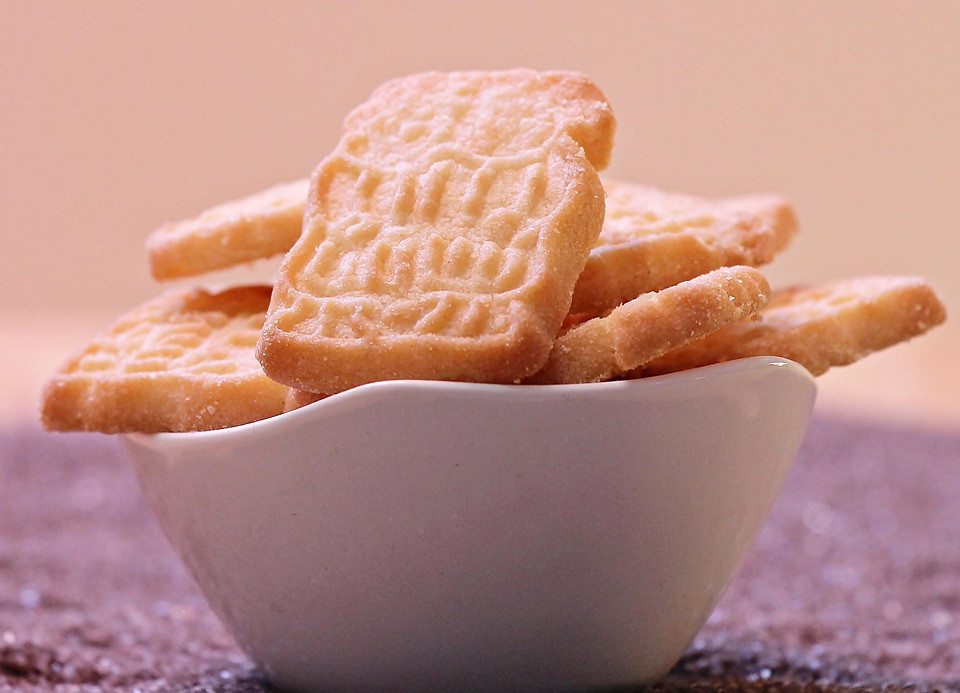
[256, 69, 616, 394]
[570, 179, 797, 316]
[41, 286, 289, 433]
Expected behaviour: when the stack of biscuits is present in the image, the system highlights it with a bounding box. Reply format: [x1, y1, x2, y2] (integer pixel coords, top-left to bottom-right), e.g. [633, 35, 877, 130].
[41, 69, 946, 433]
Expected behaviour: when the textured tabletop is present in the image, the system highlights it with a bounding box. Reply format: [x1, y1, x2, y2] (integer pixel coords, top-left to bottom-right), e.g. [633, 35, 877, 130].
[2, 416, 959, 692]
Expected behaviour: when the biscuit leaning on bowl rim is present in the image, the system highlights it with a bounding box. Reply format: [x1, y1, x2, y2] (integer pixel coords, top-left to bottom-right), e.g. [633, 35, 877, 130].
[525, 265, 771, 385]
[256, 69, 617, 396]
[629, 275, 947, 378]
[570, 179, 797, 316]
[40, 285, 289, 434]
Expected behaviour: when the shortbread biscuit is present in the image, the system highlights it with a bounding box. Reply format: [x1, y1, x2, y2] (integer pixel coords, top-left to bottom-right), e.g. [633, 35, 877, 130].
[632, 276, 947, 377]
[283, 388, 327, 412]
[527, 265, 771, 385]
[41, 286, 289, 433]
[147, 179, 310, 280]
[257, 69, 616, 394]
[718, 192, 797, 255]
[570, 180, 797, 315]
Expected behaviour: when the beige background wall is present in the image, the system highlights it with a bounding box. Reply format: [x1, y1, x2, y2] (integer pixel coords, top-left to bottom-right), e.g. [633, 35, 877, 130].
[3, 2, 958, 424]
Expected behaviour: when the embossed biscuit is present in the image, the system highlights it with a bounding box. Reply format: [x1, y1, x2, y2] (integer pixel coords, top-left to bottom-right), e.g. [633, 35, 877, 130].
[527, 265, 771, 385]
[632, 276, 947, 377]
[41, 286, 289, 433]
[570, 179, 797, 316]
[257, 70, 616, 394]
[147, 179, 310, 280]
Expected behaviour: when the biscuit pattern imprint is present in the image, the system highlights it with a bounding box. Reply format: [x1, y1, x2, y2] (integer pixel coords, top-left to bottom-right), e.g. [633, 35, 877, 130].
[570, 179, 797, 315]
[632, 276, 947, 377]
[41, 286, 289, 433]
[259, 70, 616, 393]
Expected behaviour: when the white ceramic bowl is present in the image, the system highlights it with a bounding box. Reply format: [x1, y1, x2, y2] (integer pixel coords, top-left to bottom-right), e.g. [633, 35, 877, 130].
[122, 356, 816, 693]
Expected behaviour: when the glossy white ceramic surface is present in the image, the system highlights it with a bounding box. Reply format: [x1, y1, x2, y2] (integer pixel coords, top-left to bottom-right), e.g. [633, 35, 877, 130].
[123, 356, 816, 693]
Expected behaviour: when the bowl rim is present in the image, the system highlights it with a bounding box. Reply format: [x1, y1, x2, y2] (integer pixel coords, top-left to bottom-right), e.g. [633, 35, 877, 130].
[123, 356, 814, 445]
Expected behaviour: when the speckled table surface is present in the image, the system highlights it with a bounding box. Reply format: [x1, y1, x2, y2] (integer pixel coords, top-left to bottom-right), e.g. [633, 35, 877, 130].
[2, 416, 959, 692]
